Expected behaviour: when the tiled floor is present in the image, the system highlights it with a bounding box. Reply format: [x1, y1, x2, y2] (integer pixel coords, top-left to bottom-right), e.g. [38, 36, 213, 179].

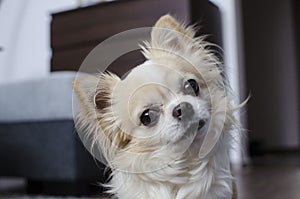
[1, 154, 300, 199]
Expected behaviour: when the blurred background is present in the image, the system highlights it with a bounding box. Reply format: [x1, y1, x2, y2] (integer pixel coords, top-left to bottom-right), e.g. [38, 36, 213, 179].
[0, 0, 299, 198]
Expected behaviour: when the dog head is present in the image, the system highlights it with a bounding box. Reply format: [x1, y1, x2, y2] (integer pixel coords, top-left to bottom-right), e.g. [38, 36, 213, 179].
[73, 15, 234, 171]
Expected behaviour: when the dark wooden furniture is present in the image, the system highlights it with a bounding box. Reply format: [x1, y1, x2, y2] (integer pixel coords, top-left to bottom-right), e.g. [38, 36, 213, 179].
[51, 0, 222, 76]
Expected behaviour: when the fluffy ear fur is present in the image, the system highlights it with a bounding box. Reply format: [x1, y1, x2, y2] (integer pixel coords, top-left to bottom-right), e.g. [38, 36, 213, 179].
[73, 73, 131, 166]
[143, 15, 197, 59]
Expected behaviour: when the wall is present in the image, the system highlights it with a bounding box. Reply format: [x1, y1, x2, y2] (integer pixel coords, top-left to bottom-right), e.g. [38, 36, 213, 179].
[243, 0, 299, 151]
[0, 0, 77, 84]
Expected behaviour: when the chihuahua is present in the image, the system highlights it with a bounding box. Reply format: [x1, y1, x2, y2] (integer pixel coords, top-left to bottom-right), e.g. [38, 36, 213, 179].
[73, 15, 241, 199]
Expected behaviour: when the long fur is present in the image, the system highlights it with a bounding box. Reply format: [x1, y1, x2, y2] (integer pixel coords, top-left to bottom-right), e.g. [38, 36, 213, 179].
[73, 15, 242, 199]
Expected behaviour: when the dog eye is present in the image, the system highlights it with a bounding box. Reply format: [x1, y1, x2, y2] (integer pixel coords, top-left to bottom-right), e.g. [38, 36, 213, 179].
[184, 79, 199, 96]
[140, 108, 160, 127]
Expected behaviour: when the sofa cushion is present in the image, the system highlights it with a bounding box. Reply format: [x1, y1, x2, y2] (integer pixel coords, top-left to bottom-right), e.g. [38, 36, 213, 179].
[0, 72, 79, 122]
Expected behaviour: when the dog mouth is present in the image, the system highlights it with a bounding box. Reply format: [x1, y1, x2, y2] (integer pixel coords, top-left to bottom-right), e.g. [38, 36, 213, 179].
[197, 119, 206, 131]
[184, 118, 207, 133]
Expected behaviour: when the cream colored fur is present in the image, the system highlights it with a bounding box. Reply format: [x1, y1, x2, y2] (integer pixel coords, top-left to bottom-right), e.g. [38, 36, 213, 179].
[73, 15, 240, 199]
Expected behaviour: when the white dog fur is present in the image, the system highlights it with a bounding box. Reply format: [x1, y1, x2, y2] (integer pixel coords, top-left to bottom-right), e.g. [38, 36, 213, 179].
[73, 15, 241, 199]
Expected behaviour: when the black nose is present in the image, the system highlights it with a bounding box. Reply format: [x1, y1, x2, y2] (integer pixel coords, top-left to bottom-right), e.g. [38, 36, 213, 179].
[172, 102, 194, 120]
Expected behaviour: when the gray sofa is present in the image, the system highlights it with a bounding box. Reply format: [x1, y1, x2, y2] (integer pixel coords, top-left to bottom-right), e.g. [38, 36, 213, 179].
[0, 72, 106, 195]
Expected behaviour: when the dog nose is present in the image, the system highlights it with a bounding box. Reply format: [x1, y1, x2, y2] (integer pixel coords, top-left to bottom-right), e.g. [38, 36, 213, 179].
[172, 102, 194, 120]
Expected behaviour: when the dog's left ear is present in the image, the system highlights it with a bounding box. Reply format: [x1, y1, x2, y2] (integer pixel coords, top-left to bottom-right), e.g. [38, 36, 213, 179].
[147, 14, 196, 56]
